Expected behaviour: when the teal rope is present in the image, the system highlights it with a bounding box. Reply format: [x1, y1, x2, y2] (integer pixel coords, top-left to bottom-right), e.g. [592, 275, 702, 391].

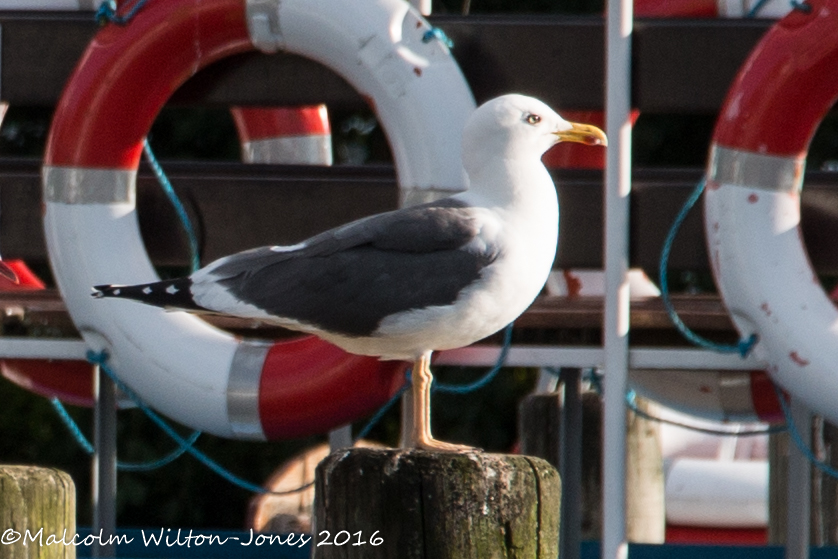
[143, 139, 201, 273]
[434, 323, 513, 394]
[422, 28, 454, 48]
[658, 0, 782, 357]
[354, 382, 409, 441]
[96, 0, 150, 26]
[659, 177, 758, 357]
[746, 0, 772, 16]
[773, 384, 838, 479]
[86, 350, 316, 495]
[50, 397, 201, 471]
[625, 390, 785, 437]
[357, 322, 513, 437]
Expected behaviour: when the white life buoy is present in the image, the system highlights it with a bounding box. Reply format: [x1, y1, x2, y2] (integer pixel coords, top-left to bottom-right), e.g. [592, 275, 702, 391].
[43, 0, 475, 440]
[705, 0, 838, 425]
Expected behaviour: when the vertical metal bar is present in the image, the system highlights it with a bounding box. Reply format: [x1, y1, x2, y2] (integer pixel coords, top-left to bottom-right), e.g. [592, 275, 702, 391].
[603, 0, 632, 555]
[786, 400, 811, 559]
[329, 425, 353, 451]
[535, 368, 559, 394]
[408, 0, 432, 16]
[92, 365, 117, 558]
[560, 369, 583, 559]
[400, 389, 413, 448]
[0, 24, 4, 101]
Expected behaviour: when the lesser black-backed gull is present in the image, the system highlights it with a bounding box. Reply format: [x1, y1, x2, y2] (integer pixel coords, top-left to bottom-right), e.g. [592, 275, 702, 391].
[92, 94, 607, 451]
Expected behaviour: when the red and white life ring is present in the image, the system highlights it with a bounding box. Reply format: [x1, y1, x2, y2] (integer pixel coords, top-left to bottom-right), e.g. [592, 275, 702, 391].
[705, 0, 838, 425]
[230, 105, 333, 165]
[42, 0, 475, 439]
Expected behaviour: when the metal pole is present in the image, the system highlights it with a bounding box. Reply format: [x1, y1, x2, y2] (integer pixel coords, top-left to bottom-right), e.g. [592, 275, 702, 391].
[408, 0, 431, 16]
[560, 369, 583, 559]
[92, 365, 117, 558]
[786, 400, 811, 559]
[329, 425, 353, 451]
[603, 0, 632, 555]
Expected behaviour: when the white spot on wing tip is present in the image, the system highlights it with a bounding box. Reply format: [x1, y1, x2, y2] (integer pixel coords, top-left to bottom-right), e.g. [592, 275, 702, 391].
[113, 289, 121, 295]
[270, 242, 307, 253]
[166, 284, 179, 295]
[142, 286, 152, 295]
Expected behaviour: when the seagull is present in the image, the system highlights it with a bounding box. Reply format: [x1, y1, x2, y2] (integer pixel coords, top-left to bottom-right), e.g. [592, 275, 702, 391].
[92, 94, 606, 452]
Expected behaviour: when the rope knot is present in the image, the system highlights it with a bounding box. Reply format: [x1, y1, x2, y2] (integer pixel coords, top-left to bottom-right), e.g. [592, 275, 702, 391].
[95, 0, 117, 26]
[422, 28, 454, 49]
[737, 333, 759, 358]
[96, 0, 150, 26]
[86, 348, 109, 366]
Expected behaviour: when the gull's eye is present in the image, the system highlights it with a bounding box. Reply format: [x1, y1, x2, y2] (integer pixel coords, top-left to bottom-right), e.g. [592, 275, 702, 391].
[525, 113, 541, 125]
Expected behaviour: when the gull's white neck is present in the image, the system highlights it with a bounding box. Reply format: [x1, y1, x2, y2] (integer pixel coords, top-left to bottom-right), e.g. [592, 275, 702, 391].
[454, 154, 557, 214]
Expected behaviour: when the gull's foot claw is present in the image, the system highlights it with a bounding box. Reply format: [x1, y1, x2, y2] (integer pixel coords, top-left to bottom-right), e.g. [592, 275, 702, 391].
[413, 437, 480, 453]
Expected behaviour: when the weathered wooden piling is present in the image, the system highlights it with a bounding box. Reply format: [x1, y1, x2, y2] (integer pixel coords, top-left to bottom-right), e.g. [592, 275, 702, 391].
[313, 448, 560, 559]
[0, 466, 76, 559]
[519, 390, 664, 543]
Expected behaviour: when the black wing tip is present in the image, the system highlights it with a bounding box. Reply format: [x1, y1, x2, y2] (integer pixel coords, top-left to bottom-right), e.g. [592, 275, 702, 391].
[92, 284, 119, 299]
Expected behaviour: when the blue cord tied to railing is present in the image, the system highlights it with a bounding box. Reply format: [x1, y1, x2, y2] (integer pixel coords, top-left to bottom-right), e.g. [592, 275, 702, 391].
[659, 176, 759, 358]
[96, 0, 151, 26]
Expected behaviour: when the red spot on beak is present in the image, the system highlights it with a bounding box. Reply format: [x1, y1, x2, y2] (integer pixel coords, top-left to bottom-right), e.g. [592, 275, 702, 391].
[413, 67, 422, 77]
[698, 385, 712, 394]
[747, 193, 759, 203]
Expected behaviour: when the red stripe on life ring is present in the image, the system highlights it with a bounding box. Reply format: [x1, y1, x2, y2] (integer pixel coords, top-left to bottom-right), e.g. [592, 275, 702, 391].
[749, 370, 783, 424]
[45, 0, 252, 169]
[633, 0, 720, 16]
[258, 337, 406, 440]
[231, 105, 331, 142]
[713, 0, 838, 156]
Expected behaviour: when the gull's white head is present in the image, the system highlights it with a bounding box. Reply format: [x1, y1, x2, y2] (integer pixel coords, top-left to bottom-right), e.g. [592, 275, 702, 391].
[462, 94, 607, 172]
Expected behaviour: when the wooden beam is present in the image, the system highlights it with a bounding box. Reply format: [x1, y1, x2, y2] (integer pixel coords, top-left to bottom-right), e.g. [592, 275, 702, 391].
[0, 14, 772, 111]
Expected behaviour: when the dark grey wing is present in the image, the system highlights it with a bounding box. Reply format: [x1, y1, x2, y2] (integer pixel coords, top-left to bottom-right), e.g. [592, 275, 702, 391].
[206, 199, 501, 337]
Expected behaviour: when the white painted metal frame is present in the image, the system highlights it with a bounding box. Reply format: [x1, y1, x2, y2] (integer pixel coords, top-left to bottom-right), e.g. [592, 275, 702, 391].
[604, 0, 633, 556]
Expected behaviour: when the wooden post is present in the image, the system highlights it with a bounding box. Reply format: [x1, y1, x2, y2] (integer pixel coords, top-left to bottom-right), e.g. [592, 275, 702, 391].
[519, 391, 664, 543]
[313, 448, 560, 559]
[0, 466, 76, 559]
[624, 397, 665, 543]
[769, 430, 789, 544]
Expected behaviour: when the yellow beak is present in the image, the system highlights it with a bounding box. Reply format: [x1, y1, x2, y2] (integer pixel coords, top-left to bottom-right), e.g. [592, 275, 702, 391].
[554, 122, 608, 147]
